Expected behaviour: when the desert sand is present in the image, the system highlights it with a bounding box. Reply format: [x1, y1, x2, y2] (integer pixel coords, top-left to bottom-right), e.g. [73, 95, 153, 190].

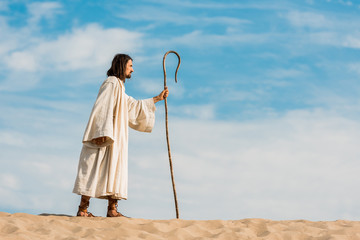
[1, 212, 360, 239]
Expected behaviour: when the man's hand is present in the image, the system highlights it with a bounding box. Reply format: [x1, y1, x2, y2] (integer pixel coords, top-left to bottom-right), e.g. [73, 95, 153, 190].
[153, 87, 169, 103]
[91, 137, 107, 145]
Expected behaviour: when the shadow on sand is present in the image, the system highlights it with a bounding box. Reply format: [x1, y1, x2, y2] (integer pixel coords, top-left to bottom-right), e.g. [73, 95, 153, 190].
[39, 213, 74, 217]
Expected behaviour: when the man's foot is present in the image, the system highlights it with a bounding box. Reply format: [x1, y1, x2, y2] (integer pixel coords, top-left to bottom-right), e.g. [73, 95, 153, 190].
[77, 195, 96, 217]
[107, 198, 129, 218]
[77, 208, 96, 217]
[106, 208, 126, 217]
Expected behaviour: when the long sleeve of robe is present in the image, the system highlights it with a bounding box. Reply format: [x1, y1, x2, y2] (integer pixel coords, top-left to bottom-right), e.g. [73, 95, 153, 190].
[72, 76, 156, 200]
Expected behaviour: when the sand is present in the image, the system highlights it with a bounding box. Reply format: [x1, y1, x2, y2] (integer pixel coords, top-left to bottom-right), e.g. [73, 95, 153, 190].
[1, 212, 360, 240]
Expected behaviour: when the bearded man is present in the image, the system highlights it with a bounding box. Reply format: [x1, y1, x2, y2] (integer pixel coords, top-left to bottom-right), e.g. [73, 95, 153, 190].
[73, 54, 168, 217]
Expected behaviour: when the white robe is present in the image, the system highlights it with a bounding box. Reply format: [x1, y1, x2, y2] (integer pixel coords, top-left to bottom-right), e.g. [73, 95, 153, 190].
[73, 76, 156, 200]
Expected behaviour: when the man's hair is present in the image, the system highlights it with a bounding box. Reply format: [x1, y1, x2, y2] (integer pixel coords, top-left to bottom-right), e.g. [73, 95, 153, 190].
[107, 54, 133, 80]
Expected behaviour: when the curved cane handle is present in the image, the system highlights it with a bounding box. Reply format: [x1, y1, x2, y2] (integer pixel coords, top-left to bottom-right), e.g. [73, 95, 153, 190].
[163, 50, 181, 88]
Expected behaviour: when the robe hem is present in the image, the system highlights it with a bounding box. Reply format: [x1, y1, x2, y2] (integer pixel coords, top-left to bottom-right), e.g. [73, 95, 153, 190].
[72, 189, 128, 200]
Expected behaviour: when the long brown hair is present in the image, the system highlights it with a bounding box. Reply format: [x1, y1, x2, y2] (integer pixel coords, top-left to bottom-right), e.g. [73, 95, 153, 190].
[106, 54, 132, 80]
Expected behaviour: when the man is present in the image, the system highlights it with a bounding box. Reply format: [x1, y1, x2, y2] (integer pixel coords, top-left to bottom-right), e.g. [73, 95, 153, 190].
[73, 54, 169, 217]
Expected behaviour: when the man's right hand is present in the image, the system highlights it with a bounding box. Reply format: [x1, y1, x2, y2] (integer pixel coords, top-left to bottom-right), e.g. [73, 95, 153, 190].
[153, 87, 169, 103]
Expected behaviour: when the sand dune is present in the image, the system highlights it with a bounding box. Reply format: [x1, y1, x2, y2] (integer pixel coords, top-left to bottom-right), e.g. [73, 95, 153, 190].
[1, 212, 359, 239]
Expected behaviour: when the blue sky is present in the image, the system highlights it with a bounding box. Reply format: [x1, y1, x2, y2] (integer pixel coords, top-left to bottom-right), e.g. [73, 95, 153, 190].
[0, 0, 360, 220]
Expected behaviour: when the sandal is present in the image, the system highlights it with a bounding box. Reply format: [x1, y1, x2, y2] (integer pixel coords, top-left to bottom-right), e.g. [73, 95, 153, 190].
[76, 196, 96, 217]
[77, 207, 96, 217]
[107, 199, 129, 218]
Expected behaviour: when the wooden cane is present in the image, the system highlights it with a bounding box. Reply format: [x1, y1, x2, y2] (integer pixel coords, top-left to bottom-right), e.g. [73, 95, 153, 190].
[163, 50, 181, 219]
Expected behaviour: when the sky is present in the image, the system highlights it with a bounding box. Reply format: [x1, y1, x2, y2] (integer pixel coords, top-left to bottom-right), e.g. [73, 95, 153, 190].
[0, 0, 360, 221]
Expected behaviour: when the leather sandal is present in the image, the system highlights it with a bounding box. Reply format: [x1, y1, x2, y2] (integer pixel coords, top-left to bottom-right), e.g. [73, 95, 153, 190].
[107, 199, 129, 218]
[77, 197, 96, 217]
[77, 207, 96, 217]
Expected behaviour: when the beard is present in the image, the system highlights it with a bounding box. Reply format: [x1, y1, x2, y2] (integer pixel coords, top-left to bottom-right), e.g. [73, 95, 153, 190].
[125, 73, 132, 79]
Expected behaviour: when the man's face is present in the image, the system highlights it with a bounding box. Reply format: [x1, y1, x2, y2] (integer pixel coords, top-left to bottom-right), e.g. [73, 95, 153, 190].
[125, 60, 134, 79]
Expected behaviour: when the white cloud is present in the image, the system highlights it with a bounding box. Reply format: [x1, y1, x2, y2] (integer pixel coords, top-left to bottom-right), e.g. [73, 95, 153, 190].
[38, 24, 142, 71]
[0, 17, 24, 56]
[267, 68, 306, 79]
[128, 75, 185, 100]
[281, 10, 360, 50]
[304, 31, 360, 49]
[0, 4, 145, 92]
[284, 11, 330, 29]
[338, 0, 353, 6]
[0, 131, 26, 147]
[134, 78, 167, 95]
[119, 7, 251, 26]
[308, 31, 339, 45]
[0, 187, 23, 210]
[348, 62, 360, 75]
[343, 33, 360, 48]
[170, 104, 216, 120]
[27, 1, 63, 26]
[0, 174, 20, 190]
[0, 22, 143, 91]
[0, 72, 41, 92]
[6, 24, 143, 72]
[307, 86, 360, 117]
[6, 51, 38, 72]
[0, 1, 9, 11]
[21, 161, 53, 175]
[216, 87, 263, 103]
[148, 30, 270, 49]
[144, 0, 289, 11]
